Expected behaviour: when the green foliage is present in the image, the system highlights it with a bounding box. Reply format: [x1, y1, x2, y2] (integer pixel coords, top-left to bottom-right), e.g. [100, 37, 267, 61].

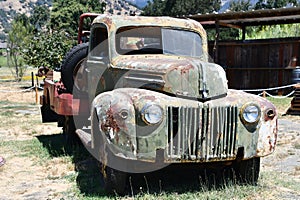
[0, 139, 51, 162]
[142, 0, 166, 16]
[7, 20, 32, 81]
[5, 0, 105, 71]
[22, 30, 74, 69]
[142, 0, 221, 16]
[229, 0, 252, 11]
[0, 58, 6, 68]
[0, 49, 7, 68]
[255, 0, 298, 9]
[246, 24, 300, 39]
[29, 5, 50, 31]
[216, 0, 300, 41]
[18, 5, 73, 69]
[50, 0, 105, 37]
[267, 96, 292, 114]
[207, 28, 240, 41]
[14, 13, 31, 27]
[22, 0, 106, 69]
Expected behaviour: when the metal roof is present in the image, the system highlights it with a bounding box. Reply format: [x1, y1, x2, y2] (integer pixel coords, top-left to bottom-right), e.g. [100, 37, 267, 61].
[188, 7, 300, 28]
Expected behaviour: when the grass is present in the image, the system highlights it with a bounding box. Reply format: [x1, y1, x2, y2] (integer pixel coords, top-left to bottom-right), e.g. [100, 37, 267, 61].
[0, 63, 42, 82]
[0, 139, 51, 162]
[294, 142, 300, 149]
[266, 96, 291, 108]
[0, 101, 40, 129]
[266, 96, 292, 115]
[0, 81, 298, 199]
[66, 169, 300, 200]
[261, 171, 300, 192]
[1, 126, 270, 200]
[2, 130, 298, 200]
[0, 49, 7, 68]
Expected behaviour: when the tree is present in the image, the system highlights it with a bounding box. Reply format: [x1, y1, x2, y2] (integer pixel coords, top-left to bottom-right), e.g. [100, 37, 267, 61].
[14, 13, 31, 28]
[142, 0, 166, 16]
[22, 30, 73, 69]
[50, 0, 105, 37]
[29, 5, 50, 31]
[142, 0, 221, 16]
[250, 0, 299, 39]
[214, 0, 252, 41]
[205, 0, 251, 41]
[20, 0, 106, 70]
[18, 5, 70, 70]
[255, 0, 298, 9]
[7, 20, 31, 81]
[229, 0, 252, 11]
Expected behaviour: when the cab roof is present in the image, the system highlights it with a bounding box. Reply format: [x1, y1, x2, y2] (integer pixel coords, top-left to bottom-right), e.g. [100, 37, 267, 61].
[92, 14, 206, 35]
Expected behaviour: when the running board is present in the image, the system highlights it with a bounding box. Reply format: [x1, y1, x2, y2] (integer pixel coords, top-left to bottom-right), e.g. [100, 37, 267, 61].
[76, 129, 92, 148]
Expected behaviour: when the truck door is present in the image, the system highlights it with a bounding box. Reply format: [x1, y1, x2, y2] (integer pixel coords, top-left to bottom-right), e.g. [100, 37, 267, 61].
[86, 23, 110, 104]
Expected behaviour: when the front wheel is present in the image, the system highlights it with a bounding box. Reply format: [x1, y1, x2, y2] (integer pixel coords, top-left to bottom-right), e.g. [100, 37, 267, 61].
[234, 157, 260, 185]
[63, 116, 81, 146]
[103, 166, 128, 195]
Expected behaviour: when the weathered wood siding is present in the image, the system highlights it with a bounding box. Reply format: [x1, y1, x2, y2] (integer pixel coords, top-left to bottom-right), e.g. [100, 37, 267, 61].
[208, 37, 300, 92]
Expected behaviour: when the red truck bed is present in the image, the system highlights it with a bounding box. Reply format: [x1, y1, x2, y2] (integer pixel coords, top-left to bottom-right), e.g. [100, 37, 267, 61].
[40, 71, 79, 116]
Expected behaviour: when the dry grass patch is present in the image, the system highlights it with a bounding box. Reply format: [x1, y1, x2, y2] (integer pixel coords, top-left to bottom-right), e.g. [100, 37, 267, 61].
[294, 140, 300, 149]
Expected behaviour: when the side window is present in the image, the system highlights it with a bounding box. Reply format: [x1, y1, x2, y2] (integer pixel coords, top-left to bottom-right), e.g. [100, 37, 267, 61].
[90, 24, 109, 57]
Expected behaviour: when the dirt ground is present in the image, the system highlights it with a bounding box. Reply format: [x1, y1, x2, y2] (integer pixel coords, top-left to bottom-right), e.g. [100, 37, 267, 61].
[0, 81, 299, 199]
[0, 81, 76, 200]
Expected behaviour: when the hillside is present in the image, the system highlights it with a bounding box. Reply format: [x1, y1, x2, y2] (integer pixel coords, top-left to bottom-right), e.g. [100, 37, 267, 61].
[101, 0, 141, 15]
[126, 0, 149, 9]
[0, 0, 50, 39]
[0, 0, 141, 41]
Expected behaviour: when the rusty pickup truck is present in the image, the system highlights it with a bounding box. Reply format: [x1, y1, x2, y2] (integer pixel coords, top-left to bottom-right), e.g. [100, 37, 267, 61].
[39, 14, 278, 194]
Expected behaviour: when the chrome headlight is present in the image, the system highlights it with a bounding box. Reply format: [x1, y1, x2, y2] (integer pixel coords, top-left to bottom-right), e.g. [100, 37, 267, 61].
[241, 103, 261, 124]
[141, 104, 163, 125]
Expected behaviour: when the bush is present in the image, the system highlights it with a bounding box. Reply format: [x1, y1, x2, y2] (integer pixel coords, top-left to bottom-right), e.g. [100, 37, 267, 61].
[22, 30, 74, 69]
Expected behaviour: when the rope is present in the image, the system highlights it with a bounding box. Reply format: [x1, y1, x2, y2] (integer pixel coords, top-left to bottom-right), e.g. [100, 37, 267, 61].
[0, 86, 43, 93]
[0, 82, 296, 99]
[242, 83, 297, 92]
[258, 90, 295, 98]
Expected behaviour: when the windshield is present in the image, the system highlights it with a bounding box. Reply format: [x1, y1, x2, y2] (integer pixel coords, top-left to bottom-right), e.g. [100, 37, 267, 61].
[116, 26, 203, 57]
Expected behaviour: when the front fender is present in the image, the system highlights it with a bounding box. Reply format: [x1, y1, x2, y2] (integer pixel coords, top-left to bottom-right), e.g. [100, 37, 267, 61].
[256, 108, 278, 157]
[92, 90, 137, 158]
[92, 88, 172, 160]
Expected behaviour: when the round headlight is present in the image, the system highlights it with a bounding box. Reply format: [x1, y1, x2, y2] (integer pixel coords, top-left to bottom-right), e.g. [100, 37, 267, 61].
[141, 104, 163, 125]
[241, 104, 261, 124]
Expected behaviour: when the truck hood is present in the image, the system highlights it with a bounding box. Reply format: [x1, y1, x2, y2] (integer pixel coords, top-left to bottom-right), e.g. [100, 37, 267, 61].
[111, 55, 228, 100]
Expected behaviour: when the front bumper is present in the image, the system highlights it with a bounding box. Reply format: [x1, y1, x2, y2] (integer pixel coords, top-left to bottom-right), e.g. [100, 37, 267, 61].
[92, 88, 277, 164]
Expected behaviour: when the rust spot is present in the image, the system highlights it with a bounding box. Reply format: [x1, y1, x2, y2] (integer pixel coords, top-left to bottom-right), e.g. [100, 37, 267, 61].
[101, 107, 120, 142]
[181, 64, 194, 74]
[103, 17, 112, 30]
[100, 76, 105, 86]
[269, 141, 273, 151]
[256, 149, 260, 153]
[144, 96, 156, 101]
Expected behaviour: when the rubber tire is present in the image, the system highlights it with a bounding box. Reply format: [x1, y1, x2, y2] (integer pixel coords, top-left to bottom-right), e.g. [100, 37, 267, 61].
[92, 111, 128, 195]
[104, 166, 128, 195]
[235, 157, 260, 185]
[61, 43, 89, 93]
[63, 116, 81, 147]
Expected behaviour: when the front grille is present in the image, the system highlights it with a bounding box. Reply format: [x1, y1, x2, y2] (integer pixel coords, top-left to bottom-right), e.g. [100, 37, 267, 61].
[166, 105, 238, 161]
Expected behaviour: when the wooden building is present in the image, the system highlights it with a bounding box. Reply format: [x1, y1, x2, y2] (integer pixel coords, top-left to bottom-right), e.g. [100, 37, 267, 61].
[189, 7, 300, 93]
